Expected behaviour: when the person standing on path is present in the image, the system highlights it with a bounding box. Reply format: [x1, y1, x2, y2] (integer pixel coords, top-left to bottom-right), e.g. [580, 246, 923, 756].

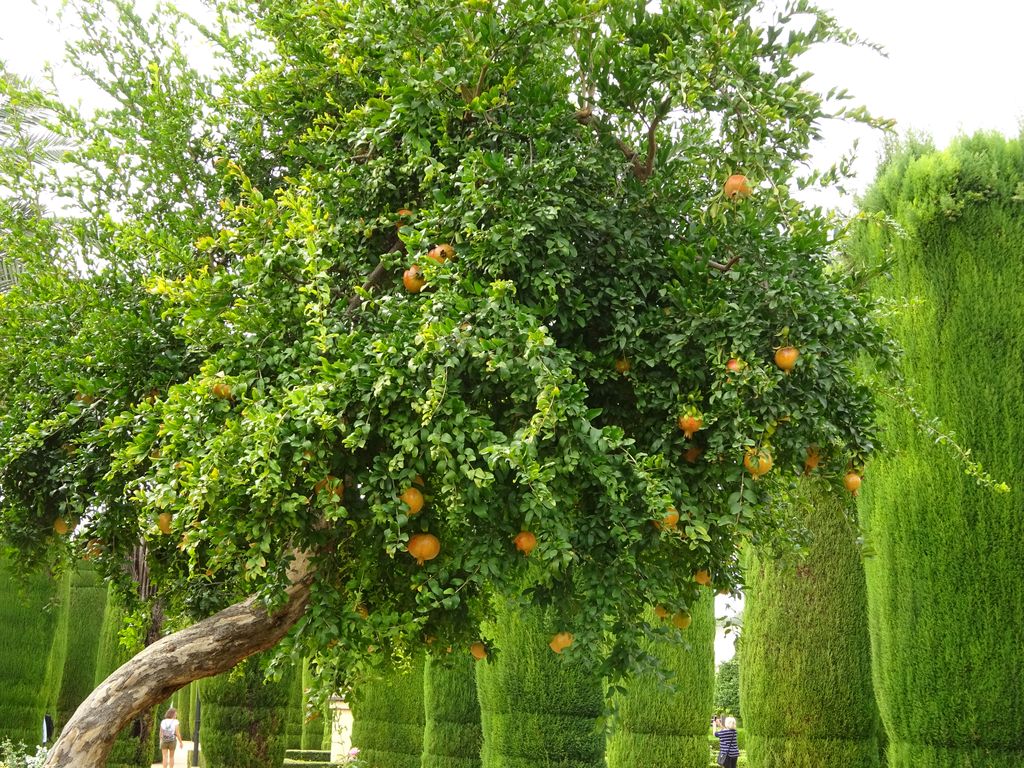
[159, 707, 184, 768]
[714, 716, 740, 768]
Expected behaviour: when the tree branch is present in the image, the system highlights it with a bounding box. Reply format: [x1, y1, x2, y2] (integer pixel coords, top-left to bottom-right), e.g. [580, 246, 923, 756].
[45, 552, 315, 768]
[576, 104, 666, 181]
[708, 253, 742, 273]
[346, 238, 407, 313]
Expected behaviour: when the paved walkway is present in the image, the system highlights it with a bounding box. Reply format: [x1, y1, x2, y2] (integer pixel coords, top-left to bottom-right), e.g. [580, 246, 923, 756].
[151, 740, 198, 768]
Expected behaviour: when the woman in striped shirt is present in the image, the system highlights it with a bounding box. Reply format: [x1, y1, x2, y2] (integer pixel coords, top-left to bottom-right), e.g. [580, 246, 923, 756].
[714, 716, 740, 768]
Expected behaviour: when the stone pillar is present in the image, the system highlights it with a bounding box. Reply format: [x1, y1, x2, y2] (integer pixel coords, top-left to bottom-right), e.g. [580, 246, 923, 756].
[329, 696, 354, 763]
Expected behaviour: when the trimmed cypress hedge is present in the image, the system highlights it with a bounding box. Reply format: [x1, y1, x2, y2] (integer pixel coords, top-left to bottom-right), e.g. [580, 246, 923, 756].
[422, 655, 482, 768]
[350, 656, 425, 768]
[476, 600, 605, 768]
[286, 660, 304, 750]
[740, 479, 880, 768]
[851, 133, 1024, 767]
[93, 586, 150, 768]
[0, 559, 70, 749]
[201, 652, 294, 768]
[301, 660, 326, 750]
[606, 596, 715, 768]
[55, 563, 107, 732]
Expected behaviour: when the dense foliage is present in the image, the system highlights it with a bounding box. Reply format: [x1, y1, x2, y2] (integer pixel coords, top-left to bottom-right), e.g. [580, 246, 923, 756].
[606, 598, 715, 768]
[476, 599, 604, 768]
[740, 479, 879, 767]
[201, 653, 293, 768]
[350, 657, 425, 768]
[851, 133, 1024, 767]
[55, 564, 107, 731]
[0, 561, 68, 749]
[422, 655, 482, 768]
[713, 654, 740, 721]
[0, 0, 894, 696]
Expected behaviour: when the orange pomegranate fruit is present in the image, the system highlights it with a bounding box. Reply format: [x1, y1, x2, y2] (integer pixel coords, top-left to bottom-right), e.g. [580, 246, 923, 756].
[804, 445, 821, 474]
[724, 174, 753, 200]
[774, 345, 800, 372]
[677, 412, 704, 439]
[315, 475, 344, 499]
[672, 611, 692, 630]
[427, 243, 455, 263]
[408, 533, 441, 565]
[211, 381, 233, 400]
[684, 445, 703, 464]
[726, 357, 744, 373]
[549, 631, 574, 654]
[614, 357, 631, 374]
[694, 569, 712, 587]
[156, 512, 173, 535]
[53, 517, 71, 536]
[654, 605, 670, 620]
[400, 486, 425, 515]
[403, 265, 426, 293]
[655, 506, 679, 531]
[514, 530, 538, 556]
[470, 641, 488, 661]
[743, 448, 773, 478]
[844, 472, 863, 497]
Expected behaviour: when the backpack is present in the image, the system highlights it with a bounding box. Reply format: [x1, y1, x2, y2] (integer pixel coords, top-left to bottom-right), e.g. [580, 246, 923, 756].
[160, 719, 176, 741]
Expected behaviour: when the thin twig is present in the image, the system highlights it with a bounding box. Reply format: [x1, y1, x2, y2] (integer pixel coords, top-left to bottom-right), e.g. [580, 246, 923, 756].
[346, 239, 406, 312]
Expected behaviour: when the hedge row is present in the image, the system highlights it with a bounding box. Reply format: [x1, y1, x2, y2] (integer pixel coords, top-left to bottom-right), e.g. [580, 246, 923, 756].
[853, 134, 1024, 767]
[349, 656, 424, 768]
[607, 596, 715, 768]
[54, 562, 106, 732]
[422, 654, 482, 768]
[741, 479, 880, 767]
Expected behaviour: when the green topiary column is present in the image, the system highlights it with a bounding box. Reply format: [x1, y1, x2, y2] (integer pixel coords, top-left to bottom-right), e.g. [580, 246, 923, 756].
[0, 559, 70, 750]
[200, 652, 294, 768]
[350, 656, 425, 768]
[301, 660, 327, 750]
[740, 479, 880, 767]
[285, 659, 304, 750]
[851, 133, 1024, 768]
[606, 596, 715, 768]
[422, 655, 482, 768]
[476, 600, 604, 768]
[55, 563, 107, 733]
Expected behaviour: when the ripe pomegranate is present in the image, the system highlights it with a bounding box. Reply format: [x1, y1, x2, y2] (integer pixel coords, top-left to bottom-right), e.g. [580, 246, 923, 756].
[726, 358, 744, 373]
[684, 445, 703, 464]
[743, 448, 773, 478]
[549, 631, 574, 654]
[844, 472, 863, 497]
[408, 533, 441, 565]
[156, 512, 173, 535]
[470, 641, 488, 660]
[655, 506, 679, 531]
[403, 265, 426, 293]
[804, 445, 821, 474]
[514, 530, 537, 556]
[724, 174, 753, 200]
[614, 357, 631, 374]
[427, 243, 455, 263]
[53, 517, 71, 536]
[356, 604, 369, 619]
[211, 381, 233, 400]
[694, 569, 712, 587]
[774, 346, 799, 372]
[677, 412, 704, 439]
[654, 605, 670, 620]
[400, 486, 425, 515]
[672, 611, 692, 630]
[315, 475, 344, 499]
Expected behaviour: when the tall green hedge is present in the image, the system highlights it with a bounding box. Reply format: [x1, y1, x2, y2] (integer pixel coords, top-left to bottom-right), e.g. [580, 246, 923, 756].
[0, 559, 70, 749]
[55, 563, 107, 732]
[422, 655, 482, 768]
[476, 600, 605, 768]
[93, 586, 150, 768]
[740, 479, 879, 767]
[350, 656, 425, 768]
[201, 653, 294, 768]
[285, 660, 304, 750]
[714, 653, 740, 721]
[606, 596, 715, 768]
[301, 660, 327, 750]
[851, 133, 1024, 767]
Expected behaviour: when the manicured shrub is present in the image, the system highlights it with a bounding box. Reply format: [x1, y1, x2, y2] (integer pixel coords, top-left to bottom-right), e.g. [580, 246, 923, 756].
[0, 559, 69, 749]
[301, 660, 327, 750]
[606, 596, 715, 768]
[285, 660, 304, 750]
[740, 479, 879, 767]
[201, 652, 294, 768]
[422, 654, 482, 768]
[713, 654, 740, 722]
[851, 133, 1024, 767]
[350, 656, 425, 768]
[55, 563, 107, 732]
[476, 599, 604, 768]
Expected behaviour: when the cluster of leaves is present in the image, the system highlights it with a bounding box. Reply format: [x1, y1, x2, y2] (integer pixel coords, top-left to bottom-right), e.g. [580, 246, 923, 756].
[0, 0, 893, 689]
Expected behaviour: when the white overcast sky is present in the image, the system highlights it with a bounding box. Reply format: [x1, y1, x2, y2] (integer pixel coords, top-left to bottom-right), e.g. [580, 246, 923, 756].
[3, 0, 1023, 665]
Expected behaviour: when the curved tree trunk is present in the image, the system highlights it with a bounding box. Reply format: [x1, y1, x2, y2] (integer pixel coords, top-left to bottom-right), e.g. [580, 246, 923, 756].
[44, 553, 314, 768]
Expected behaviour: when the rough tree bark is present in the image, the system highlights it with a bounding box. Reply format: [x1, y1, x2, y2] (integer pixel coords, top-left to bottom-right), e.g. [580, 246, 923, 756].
[44, 553, 315, 768]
